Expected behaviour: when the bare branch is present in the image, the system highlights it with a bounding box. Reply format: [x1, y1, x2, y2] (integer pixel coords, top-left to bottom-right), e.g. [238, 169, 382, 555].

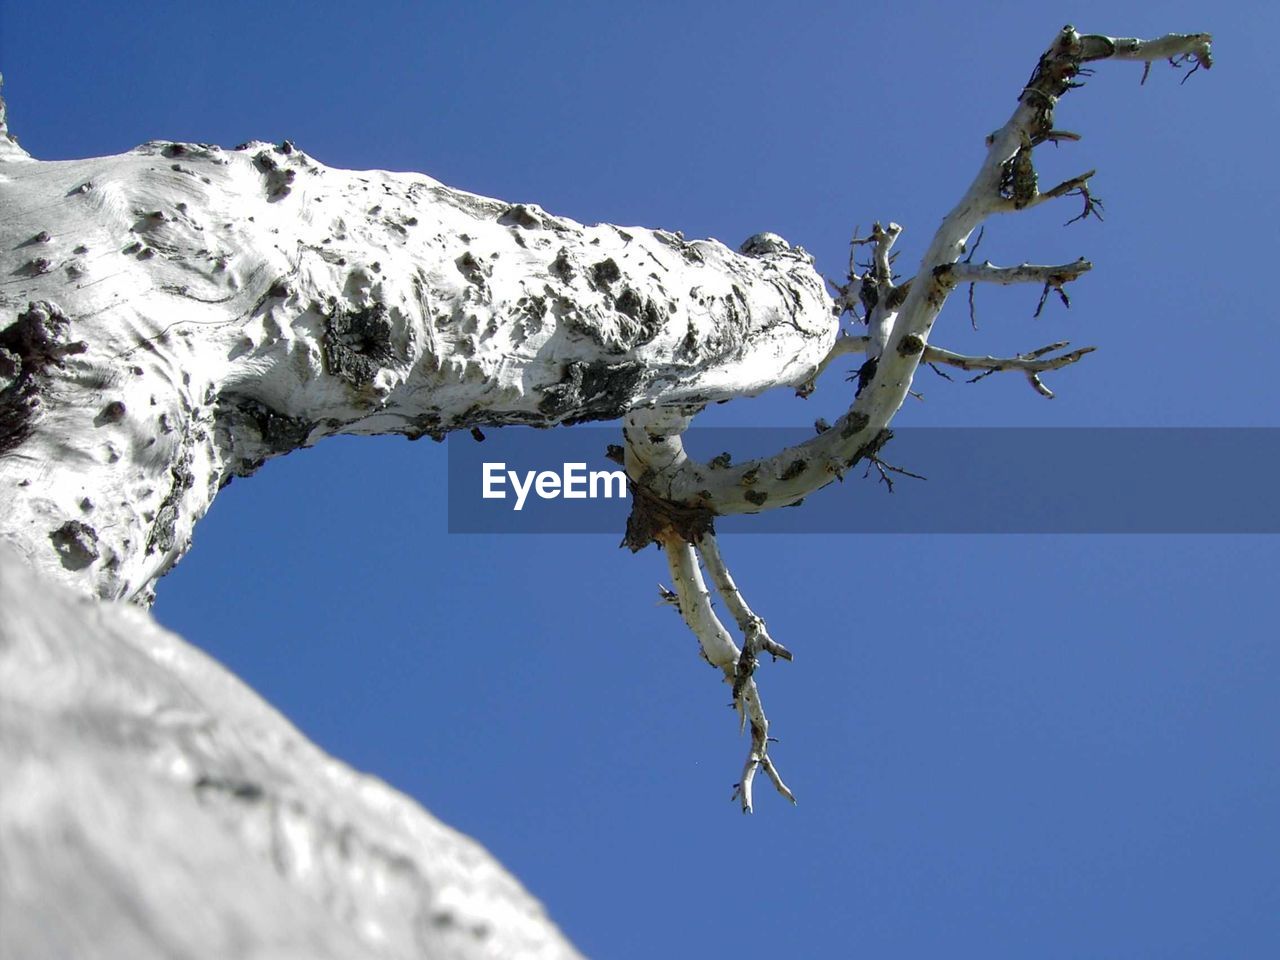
[661, 536, 739, 671]
[938, 258, 1090, 319]
[864, 222, 902, 285]
[1095, 33, 1213, 69]
[661, 534, 794, 813]
[939, 258, 1091, 289]
[923, 341, 1096, 398]
[993, 169, 1104, 224]
[699, 533, 794, 676]
[865, 451, 927, 492]
[620, 25, 1212, 809]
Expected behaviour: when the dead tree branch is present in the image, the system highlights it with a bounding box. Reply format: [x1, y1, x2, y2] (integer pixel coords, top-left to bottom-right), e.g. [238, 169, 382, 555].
[923, 341, 1096, 398]
[621, 25, 1211, 807]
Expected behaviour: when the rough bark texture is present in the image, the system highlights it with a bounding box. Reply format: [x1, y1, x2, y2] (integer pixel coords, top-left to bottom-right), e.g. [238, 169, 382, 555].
[0, 109, 835, 604]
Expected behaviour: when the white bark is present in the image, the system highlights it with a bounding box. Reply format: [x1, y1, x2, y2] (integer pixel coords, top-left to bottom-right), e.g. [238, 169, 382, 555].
[0, 544, 581, 960]
[0, 108, 835, 604]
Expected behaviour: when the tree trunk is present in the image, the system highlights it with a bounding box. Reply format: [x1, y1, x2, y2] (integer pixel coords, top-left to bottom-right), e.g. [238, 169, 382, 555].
[0, 542, 582, 960]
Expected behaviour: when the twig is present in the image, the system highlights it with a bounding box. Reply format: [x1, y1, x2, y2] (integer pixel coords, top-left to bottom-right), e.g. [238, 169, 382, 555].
[864, 454, 927, 493]
[662, 535, 794, 813]
[923, 341, 1096, 398]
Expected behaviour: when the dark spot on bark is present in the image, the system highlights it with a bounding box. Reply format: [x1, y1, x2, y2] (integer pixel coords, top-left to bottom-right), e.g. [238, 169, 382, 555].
[615, 287, 663, 336]
[16, 258, 51, 277]
[677, 325, 699, 361]
[224, 397, 313, 455]
[551, 249, 574, 281]
[470, 427, 486, 442]
[537, 359, 646, 423]
[887, 284, 912, 310]
[253, 150, 295, 200]
[146, 454, 195, 556]
[897, 333, 925, 357]
[515, 294, 548, 335]
[741, 467, 760, 486]
[709, 452, 732, 469]
[589, 258, 621, 289]
[840, 411, 871, 439]
[455, 251, 489, 290]
[739, 232, 791, 257]
[194, 774, 265, 803]
[780, 458, 808, 481]
[744, 490, 769, 507]
[96, 400, 127, 425]
[321, 301, 396, 387]
[49, 520, 99, 570]
[402, 412, 447, 442]
[499, 204, 544, 229]
[1, 301, 87, 454]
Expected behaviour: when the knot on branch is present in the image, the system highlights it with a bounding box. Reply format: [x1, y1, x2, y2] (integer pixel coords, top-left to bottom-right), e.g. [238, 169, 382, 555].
[621, 481, 715, 552]
[1023, 26, 1089, 108]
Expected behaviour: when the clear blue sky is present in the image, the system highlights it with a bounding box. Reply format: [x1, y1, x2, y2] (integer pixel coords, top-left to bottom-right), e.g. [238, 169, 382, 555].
[4, 2, 1278, 956]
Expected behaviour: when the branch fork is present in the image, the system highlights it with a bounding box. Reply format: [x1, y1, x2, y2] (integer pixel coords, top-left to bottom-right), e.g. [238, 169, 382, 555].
[620, 25, 1210, 810]
[657, 531, 795, 813]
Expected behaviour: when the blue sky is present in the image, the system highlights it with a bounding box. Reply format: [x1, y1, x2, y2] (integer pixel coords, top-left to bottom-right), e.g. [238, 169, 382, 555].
[4, 2, 1278, 956]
